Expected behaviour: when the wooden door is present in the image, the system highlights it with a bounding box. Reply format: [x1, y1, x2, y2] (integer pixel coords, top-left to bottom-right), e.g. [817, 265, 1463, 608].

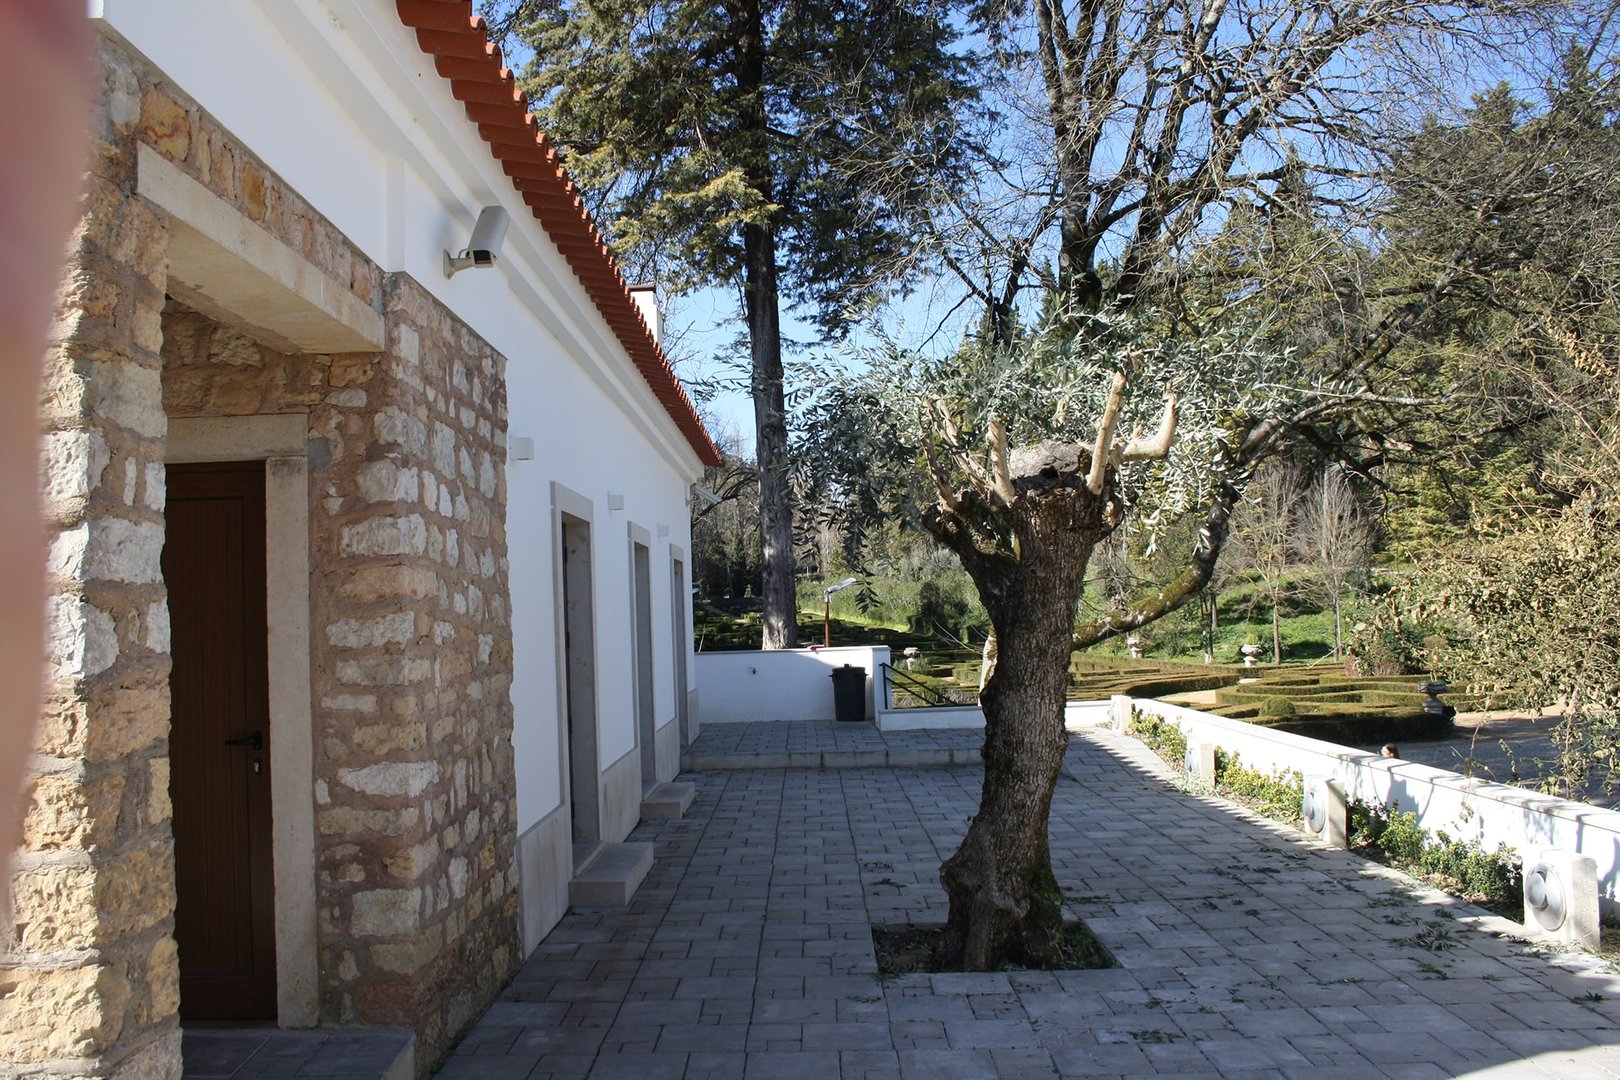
[164, 461, 277, 1021]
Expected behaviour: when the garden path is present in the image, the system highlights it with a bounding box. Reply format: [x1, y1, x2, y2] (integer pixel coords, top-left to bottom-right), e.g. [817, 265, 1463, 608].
[435, 725, 1620, 1079]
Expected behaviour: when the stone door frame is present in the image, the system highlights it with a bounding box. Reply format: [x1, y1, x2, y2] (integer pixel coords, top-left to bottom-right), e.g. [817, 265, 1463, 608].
[669, 546, 692, 749]
[167, 415, 318, 1028]
[551, 483, 602, 846]
[627, 523, 655, 792]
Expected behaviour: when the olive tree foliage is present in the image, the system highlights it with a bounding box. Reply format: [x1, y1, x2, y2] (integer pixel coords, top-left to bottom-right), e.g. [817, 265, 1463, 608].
[797, 305, 1334, 969]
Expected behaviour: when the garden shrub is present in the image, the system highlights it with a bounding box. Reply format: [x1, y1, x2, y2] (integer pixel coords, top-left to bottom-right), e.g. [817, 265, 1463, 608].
[1212, 749, 1304, 822]
[1258, 697, 1298, 718]
[1349, 802, 1522, 911]
[1128, 708, 1187, 766]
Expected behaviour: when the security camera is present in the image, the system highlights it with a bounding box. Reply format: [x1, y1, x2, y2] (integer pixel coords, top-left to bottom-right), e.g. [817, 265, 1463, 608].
[444, 206, 510, 277]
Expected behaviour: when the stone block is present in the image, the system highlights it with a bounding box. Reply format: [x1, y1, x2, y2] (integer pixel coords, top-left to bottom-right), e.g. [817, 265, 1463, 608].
[1301, 776, 1348, 849]
[47, 594, 120, 680]
[334, 655, 433, 687]
[21, 769, 126, 853]
[140, 87, 191, 161]
[78, 358, 165, 438]
[10, 864, 99, 951]
[568, 842, 654, 908]
[0, 962, 132, 1061]
[327, 611, 418, 649]
[338, 761, 439, 799]
[1524, 849, 1600, 950]
[639, 782, 695, 821]
[347, 721, 427, 756]
[370, 923, 445, 975]
[373, 407, 427, 456]
[352, 889, 422, 937]
[356, 460, 419, 504]
[340, 515, 427, 558]
[338, 564, 439, 603]
[318, 805, 420, 839]
[97, 841, 177, 939]
[82, 518, 165, 584]
[41, 429, 112, 508]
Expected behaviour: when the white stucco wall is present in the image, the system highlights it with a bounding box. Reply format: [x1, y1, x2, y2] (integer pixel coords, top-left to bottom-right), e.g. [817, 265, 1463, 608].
[696, 646, 886, 724]
[95, 0, 705, 838]
[1121, 697, 1620, 916]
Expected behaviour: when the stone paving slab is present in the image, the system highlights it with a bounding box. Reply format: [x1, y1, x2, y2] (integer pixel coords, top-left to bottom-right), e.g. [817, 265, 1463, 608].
[437, 727, 1620, 1079]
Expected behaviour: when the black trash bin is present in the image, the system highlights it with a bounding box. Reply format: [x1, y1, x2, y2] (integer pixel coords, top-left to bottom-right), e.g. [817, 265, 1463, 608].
[830, 664, 867, 722]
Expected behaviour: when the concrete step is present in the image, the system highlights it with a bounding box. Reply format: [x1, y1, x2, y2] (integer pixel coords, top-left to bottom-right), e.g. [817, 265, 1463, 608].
[640, 781, 695, 820]
[569, 841, 654, 907]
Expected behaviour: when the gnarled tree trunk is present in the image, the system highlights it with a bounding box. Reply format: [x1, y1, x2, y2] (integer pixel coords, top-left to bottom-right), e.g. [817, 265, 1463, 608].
[923, 441, 1121, 968]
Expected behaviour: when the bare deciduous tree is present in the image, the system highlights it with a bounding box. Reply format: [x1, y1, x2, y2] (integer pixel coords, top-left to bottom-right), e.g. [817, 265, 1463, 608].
[1228, 463, 1303, 664]
[1294, 467, 1375, 658]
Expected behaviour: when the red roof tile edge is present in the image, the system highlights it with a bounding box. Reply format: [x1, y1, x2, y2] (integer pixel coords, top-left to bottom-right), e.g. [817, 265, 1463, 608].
[397, 0, 722, 467]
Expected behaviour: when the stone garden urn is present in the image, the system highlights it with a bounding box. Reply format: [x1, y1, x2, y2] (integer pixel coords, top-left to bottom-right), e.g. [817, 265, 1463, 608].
[1241, 643, 1264, 668]
[1417, 679, 1450, 716]
[1126, 635, 1144, 660]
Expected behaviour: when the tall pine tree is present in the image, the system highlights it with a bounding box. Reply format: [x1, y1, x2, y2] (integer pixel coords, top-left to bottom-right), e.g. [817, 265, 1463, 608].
[491, 0, 976, 648]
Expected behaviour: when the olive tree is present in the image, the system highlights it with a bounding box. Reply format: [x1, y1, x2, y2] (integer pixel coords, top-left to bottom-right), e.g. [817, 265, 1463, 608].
[810, 0, 1589, 967]
[799, 307, 1328, 968]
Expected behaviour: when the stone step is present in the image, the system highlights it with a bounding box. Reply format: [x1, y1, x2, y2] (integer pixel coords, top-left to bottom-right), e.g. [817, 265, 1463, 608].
[569, 841, 654, 907]
[181, 1027, 414, 1080]
[640, 781, 695, 820]
[680, 747, 980, 771]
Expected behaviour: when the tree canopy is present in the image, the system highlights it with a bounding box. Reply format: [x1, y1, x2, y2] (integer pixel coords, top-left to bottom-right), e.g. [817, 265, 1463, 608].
[490, 0, 978, 648]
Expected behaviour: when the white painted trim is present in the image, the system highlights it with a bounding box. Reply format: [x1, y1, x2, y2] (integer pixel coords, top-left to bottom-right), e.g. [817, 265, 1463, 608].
[165, 414, 318, 1027]
[136, 144, 383, 353]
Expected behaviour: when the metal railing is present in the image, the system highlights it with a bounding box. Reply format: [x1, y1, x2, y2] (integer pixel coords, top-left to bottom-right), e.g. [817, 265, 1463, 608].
[879, 662, 978, 709]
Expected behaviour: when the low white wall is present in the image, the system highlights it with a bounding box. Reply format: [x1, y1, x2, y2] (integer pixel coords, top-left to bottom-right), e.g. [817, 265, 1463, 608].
[876, 699, 1111, 732]
[695, 646, 888, 724]
[1120, 696, 1620, 916]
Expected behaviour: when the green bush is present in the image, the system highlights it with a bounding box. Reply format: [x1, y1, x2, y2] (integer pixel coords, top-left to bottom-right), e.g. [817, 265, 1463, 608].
[1348, 803, 1521, 910]
[1212, 750, 1304, 822]
[1128, 709, 1187, 765]
[1258, 697, 1298, 718]
[1120, 674, 1237, 698]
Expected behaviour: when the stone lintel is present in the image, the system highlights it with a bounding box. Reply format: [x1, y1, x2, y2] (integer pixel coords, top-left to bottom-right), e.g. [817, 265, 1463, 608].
[135, 144, 383, 355]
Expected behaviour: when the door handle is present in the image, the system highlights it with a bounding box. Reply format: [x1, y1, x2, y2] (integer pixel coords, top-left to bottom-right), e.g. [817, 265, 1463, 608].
[224, 731, 264, 750]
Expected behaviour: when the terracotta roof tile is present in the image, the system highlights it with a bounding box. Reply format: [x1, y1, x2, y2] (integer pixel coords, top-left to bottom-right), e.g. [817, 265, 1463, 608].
[395, 0, 720, 466]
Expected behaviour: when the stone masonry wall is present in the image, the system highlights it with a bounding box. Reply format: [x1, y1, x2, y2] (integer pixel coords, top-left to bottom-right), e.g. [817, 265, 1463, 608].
[6, 39, 185, 1080]
[5, 30, 519, 1078]
[309, 275, 517, 1062]
[160, 277, 520, 1065]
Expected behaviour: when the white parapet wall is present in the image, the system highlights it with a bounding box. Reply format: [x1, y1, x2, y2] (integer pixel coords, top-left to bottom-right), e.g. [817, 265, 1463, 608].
[1119, 696, 1620, 917]
[876, 698, 1112, 732]
[695, 646, 889, 723]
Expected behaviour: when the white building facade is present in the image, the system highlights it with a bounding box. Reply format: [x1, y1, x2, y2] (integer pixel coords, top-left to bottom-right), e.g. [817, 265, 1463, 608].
[4, 1, 716, 1075]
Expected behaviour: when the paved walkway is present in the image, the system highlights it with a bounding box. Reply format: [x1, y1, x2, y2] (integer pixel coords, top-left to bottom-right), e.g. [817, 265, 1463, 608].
[433, 726, 1620, 1079]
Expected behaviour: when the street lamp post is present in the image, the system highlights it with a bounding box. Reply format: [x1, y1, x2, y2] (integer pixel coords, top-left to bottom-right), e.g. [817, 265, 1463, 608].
[822, 577, 858, 648]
